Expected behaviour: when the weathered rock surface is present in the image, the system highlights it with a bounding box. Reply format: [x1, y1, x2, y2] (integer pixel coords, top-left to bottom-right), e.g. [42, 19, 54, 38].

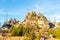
[22, 11, 49, 29]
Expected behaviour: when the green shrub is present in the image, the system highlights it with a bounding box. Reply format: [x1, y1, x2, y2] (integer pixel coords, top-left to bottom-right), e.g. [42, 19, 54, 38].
[10, 24, 29, 36]
[10, 24, 24, 36]
[48, 29, 55, 36]
[10, 24, 42, 40]
[54, 29, 60, 39]
[11, 28, 17, 36]
[10, 26, 14, 32]
[35, 32, 41, 40]
[31, 31, 36, 40]
[48, 28, 60, 39]
[17, 25, 23, 36]
[23, 27, 28, 36]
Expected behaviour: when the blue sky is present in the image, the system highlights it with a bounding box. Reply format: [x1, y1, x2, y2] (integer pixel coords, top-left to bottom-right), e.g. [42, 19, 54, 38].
[0, 0, 60, 26]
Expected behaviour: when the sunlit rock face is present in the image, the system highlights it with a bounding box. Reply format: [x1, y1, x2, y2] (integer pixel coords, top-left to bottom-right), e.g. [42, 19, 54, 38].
[22, 11, 49, 29]
[37, 14, 49, 29]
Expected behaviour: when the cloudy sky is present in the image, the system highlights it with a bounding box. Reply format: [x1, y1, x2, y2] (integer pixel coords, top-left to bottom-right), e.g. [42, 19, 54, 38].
[0, 0, 60, 26]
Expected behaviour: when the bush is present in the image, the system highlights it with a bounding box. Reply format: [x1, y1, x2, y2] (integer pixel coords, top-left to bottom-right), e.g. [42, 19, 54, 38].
[35, 32, 41, 40]
[10, 25, 29, 36]
[54, 29, 60, 39]
[30, 31, 36, 40]
[11, 27, 17, 36]
[10, 24, 42, 40]
[48, 28, 60, 39]
[10, 24, 27, 36]
[17, 25, 23, 36]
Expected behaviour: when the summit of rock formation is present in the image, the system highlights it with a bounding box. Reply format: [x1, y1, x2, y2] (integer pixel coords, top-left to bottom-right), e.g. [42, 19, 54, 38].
[22, 11, 49, 29]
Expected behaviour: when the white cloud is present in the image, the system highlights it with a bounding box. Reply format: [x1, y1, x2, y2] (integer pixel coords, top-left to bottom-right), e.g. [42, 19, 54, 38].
[33, 3, 60, 22]
[48, 13, 60, 22]
[33, 3, 60, 13]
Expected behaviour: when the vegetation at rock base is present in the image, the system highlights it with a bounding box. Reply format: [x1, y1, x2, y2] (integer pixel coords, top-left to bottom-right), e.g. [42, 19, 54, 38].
[10, 24, 25, 36]
[10, 25, 60, 40]
[50, 28, 60, 39]
[10, 24, 42, 40]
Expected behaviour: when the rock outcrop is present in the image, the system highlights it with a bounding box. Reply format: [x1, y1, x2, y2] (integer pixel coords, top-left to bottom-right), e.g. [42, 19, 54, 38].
[22, 11, 49, 29]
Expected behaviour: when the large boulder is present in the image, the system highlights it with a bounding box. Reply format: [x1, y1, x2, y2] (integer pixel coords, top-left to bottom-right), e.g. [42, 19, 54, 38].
[22, 11, 49, 29]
